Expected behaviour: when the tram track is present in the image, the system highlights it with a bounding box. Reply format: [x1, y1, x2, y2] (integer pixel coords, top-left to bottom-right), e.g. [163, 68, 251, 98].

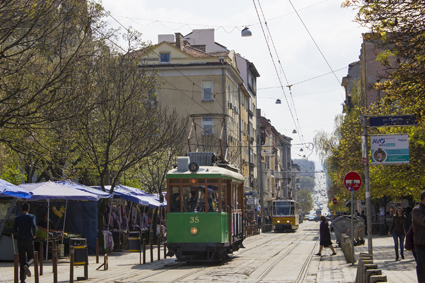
[119, 222, 319, 283]
[253, 229, 317, 283]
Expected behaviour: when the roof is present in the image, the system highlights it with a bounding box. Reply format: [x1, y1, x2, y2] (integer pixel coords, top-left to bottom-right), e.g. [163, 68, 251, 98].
[166, 165, 244, 181]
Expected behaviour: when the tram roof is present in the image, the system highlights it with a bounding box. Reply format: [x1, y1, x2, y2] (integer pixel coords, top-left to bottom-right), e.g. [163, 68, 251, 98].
[166, 165, 244, 182]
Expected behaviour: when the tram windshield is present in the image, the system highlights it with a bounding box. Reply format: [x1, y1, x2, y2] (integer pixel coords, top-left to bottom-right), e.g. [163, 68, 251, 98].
[273, 201, 293, 216]
[168, 185, 219, 213]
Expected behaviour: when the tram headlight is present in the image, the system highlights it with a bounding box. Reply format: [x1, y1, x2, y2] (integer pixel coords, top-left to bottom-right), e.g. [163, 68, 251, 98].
[190, 227, 198, 235]
[277, 220, 280, 223]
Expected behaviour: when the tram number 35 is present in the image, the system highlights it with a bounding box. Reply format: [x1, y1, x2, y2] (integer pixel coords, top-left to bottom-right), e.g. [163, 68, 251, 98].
[190, 217, 200, 223]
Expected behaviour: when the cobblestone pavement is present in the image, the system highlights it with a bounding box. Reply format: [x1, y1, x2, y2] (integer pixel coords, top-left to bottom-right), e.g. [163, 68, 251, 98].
[0, 230, 417, 282]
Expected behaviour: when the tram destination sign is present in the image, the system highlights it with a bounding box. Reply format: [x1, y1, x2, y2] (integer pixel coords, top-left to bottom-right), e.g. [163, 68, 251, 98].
[369, 115, 417, 128]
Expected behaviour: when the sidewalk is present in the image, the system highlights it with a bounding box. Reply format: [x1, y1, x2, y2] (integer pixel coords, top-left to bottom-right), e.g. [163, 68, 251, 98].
[315, 234, 417, 283]
[0, 234, 418, 282]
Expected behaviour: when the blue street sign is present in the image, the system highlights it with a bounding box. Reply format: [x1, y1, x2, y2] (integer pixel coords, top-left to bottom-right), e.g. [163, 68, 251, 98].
[369, 115, 417, 128]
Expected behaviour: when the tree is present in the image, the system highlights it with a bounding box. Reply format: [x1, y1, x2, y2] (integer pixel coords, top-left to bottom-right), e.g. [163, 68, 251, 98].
[72, 33, 188, 193]
[122, 146, 185, 194]
[297, 190, 313, 214]
[342, 1, 425, 120]
[299, 176, 314, 193]
[0, 0, 104, 131]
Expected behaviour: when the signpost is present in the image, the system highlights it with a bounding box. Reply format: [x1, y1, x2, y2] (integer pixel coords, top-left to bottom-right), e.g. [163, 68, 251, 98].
[332, 198, 337, 205]
[344, 171, 362, 265]
[361, 114, 416, 257]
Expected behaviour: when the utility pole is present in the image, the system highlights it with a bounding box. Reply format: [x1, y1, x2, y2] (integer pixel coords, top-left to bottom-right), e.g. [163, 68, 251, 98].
[257, 110, 264, 231]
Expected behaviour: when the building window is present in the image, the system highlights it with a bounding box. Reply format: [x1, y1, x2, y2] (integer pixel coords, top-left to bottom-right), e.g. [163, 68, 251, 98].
[249, 122, 253, 138]
[249, 148, 253, 164]
[202, 117, 214, 135]
[248, 96, 253, 112]
[160, 53, 170, 63]
[202, 81, 213, 101]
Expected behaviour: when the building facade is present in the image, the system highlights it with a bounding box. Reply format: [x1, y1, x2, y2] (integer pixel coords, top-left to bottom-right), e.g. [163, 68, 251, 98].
[140, 29, 260, 197]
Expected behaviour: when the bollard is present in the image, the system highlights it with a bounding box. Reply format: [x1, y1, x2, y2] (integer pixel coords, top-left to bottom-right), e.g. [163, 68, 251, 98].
[143, 239, 146, 264]
[157, 239, 160, 261]
[369, 275, 387, 283]
[366, 269, 382, 283]
[14, 253, 18, 283]
[40, 242, 44, 276]
[96, 238, 99, 264]
[139, 243, 142, 265]
[53, 248, 58, 283]
[355, 258, 373, 283]
[84, 247, 88, 279]
[164, 242, 166, 259]
[70, 247, 74, 283]
[34, 251, 39, 283]
[150, 239, 153, 263]
[104, 254, 108, 270]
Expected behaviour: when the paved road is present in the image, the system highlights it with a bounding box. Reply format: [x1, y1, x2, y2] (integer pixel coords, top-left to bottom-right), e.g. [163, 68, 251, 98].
[0, 221, 418, 282]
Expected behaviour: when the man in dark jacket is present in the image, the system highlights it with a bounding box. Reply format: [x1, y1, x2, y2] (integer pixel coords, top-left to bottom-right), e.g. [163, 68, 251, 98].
[412, 190, 425, 283]
[13, 202, 37, 283]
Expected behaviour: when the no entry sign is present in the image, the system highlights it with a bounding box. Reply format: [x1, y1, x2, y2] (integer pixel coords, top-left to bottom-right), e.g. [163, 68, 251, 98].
[332, 198, 338, 205]
[344, 171, 362, 192]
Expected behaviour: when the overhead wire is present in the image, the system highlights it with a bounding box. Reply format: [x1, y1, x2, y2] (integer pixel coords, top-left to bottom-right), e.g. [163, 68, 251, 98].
[257, 0, 307, 147]
[108, 0, 331, 33]
[288, 0, 344, 99]
[253, 0, 306, 149]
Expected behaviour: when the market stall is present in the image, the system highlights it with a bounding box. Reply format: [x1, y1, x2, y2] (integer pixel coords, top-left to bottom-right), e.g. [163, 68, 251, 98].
[0, 179, 32, 260]
[18, 181, 100, 260]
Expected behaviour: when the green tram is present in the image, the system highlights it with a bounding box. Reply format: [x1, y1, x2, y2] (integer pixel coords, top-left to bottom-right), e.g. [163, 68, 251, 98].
[165, 160, 245, 262]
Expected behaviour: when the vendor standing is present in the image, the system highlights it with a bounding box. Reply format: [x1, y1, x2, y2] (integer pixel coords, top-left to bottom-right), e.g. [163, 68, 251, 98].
[37, 213, 55, 230]
[13, 202, 37, 283]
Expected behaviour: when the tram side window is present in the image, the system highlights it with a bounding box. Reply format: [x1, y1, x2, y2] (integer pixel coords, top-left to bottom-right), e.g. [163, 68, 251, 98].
[208, 185, 219, 212]
[170, 186, 181, 212]
[290, 203, 295, 215]
[221, 184, 226, 212]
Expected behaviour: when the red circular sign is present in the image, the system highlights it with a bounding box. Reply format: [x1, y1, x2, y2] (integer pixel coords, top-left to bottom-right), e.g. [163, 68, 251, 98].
[344, 171, 362, 192]
[332, 198, 338, 205]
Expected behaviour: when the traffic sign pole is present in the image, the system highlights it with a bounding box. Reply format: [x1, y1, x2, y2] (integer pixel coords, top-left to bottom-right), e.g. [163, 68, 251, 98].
[344, 171, 362, 265]
[351, 190, 354, 265]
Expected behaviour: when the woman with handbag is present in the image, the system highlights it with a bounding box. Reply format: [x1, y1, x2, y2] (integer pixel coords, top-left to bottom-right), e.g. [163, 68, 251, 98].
[315, 215, 336, 256]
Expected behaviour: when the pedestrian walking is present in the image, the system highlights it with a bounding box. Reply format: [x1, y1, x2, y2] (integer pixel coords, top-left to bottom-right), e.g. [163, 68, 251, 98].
[389, 206, 406, 261]
[315, 215, 336, 256]
[412, 190, 425, 283]
[13, 202, 37, 283]
[405, 225, 416, 262]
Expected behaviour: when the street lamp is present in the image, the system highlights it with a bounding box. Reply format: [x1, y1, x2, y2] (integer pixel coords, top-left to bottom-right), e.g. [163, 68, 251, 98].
[241, 27, 252, 37]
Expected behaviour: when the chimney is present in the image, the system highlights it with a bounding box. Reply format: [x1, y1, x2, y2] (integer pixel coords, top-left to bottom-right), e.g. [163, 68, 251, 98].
[175, 33, 184, 50]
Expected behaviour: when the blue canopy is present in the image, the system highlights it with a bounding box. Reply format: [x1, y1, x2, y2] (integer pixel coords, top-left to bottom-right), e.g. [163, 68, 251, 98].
[55, 180, 112, 199]
[115, 185, 166, 208]
[19, 181, 100, 201]
[93, 185, 166, 207]
[0, 178, 32, 199]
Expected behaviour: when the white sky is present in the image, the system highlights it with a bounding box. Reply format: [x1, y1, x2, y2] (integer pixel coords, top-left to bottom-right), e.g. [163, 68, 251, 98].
[100, 0, 368, 169]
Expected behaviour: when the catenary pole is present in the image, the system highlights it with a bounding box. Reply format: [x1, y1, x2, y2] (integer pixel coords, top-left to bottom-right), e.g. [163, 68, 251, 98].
[364, 122, 373, 256]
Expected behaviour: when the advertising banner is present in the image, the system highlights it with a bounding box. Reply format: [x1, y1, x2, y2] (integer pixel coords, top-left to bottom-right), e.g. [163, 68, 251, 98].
[370, 134, 409, 165]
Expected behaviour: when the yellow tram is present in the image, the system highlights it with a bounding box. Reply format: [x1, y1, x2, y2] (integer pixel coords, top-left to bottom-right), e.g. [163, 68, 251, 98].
[271, 199, 299, 232]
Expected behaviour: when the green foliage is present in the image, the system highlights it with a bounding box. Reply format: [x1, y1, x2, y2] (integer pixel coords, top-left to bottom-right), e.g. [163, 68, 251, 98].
[299, 176, 315, 192]
[297, 190, 313, 213]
